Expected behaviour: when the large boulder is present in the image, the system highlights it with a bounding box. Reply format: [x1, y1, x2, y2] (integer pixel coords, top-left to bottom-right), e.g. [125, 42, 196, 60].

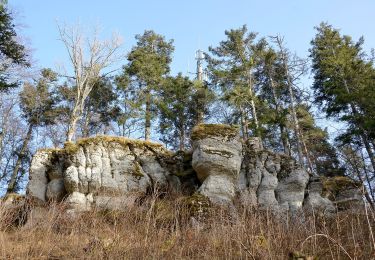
[191, 124, 242, 204]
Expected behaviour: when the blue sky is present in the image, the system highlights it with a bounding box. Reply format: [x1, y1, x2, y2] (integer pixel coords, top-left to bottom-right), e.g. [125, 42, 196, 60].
[10, 0, 375, 79]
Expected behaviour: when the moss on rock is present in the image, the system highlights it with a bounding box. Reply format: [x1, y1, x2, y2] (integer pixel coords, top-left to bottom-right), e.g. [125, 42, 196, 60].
[322, 176, 361, 200]
[131, 161, 144, 178]
[181, 193, 212, 218]
[38, 135, 171, 157]
[191, 124, 239, 140]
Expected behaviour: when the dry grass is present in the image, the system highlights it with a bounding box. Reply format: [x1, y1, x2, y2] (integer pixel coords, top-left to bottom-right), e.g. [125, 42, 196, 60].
[1, 193, 374, 259]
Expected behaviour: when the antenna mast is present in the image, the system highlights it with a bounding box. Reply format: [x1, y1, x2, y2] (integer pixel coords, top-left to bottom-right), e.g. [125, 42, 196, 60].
[195, 49, 205, 81]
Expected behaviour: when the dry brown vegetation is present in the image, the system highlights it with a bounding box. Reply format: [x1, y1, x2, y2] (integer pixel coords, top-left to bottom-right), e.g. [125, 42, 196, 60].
[1, 193, 374, 259]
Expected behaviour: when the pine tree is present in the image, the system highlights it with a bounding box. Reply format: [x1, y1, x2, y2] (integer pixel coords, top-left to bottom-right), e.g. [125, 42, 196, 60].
[296, 104, 344, 176]
[120, 30, 174, 140]
[0, 5, 29, 91]
[7, 69, 57, 193]
[272, 36, 310, 168]
[310, 23, 375, 172]
[256, 46, 291, 154]
[207, 25, 265, 140]
[157, 73, 195, 150]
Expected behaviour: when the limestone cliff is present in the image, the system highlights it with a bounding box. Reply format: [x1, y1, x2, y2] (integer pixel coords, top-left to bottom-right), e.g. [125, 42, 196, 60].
[27, 125, 363, 213]
[28, 136, 182, 211]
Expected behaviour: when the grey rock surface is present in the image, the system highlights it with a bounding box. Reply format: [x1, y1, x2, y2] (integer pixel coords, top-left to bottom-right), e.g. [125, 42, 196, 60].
[27, 137, 178, 210]
[303, 178, 335, 214]
[27, 150, 50, 202]
[27, 126, 364, 214]
[191, 125, 242, 203]
[238, 141, 310, 211]
[46, 178, 66, 202]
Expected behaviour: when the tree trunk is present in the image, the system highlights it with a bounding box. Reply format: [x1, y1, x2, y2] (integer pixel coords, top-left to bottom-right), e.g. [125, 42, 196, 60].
[280, 125, 291, 156]
[0, 130, 4, 160]
[196, 87, 205, 125]
[247, 72, 260, 138]
[7, 123, 33, 193]
[285, 69, 304, 166]
[240, 106, 249, 140]
[348, 149, 375, 208]
[179, 126, 185, 151]
[82, 106, 91, 138]
[300, 132, 315, 173]
[66, 100, 83, 142]
[145, 90, 151, 140]
[197, 111, 204, 125]
[361, 134, 375, 172]
[360, 149, 375, 203]
[269, 76, 291, 155]
[67, 114, 80, 142]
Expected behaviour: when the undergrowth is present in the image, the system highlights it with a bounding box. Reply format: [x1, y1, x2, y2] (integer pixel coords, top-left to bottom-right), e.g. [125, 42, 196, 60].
[0, 192, 374, 259]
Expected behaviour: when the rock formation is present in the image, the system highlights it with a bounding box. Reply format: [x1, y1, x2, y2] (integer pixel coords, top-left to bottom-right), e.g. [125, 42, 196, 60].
[27, 124, 364, 214]
[191, 124, 242, 204]
[28, 137, 181, 211]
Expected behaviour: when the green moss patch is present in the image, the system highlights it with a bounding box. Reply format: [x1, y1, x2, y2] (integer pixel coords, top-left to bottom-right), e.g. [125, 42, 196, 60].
[191, 124, 239, 140]
[37, 135, 171, 157]
[181, 193, 212, 218]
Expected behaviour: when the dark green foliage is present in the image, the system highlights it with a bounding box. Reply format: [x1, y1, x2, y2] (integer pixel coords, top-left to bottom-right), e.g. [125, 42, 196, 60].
[19, 68, 58, 126]
[7, 69, 58, 193]
[0, 6, 29, 91]
[207, 25, 266, 138]
[126, 30, 174, 83]
[310, 23, 375, 145]
[296, 104, 345, 176]
[81, 77, 121, 136]
[157, 73, 195, 150]
[310, 22, 375, 175]
[56, 76, 120, 137]
[119, 30, 174, 140]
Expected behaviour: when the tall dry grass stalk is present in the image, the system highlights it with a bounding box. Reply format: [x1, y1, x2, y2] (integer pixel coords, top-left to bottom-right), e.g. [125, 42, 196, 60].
[0, 192, 374, 259]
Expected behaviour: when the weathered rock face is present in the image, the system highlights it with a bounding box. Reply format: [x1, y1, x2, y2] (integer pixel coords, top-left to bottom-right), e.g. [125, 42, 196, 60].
[27, 137, 181, 211]
[27, 125, 364, 214]
[190, 126, 309, 211]
[303, 177, 335, 214]
[238, 140, 310, 212]
[191, 125, 242, 204]
[190, 125, 363, 213]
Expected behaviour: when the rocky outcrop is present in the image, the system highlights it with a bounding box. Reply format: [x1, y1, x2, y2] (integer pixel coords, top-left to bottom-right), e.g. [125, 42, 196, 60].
[27, 125, 364, 214]
[303, 177, 335, 213]
[238, 141, 310, 212]
[27, 136, 182, 211]
[191, 124, 242, 204]
[190, 126, 309, 211]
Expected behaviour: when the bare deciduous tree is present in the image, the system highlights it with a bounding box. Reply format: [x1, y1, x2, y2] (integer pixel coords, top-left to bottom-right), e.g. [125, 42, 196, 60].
[57, 23, 124, 142]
